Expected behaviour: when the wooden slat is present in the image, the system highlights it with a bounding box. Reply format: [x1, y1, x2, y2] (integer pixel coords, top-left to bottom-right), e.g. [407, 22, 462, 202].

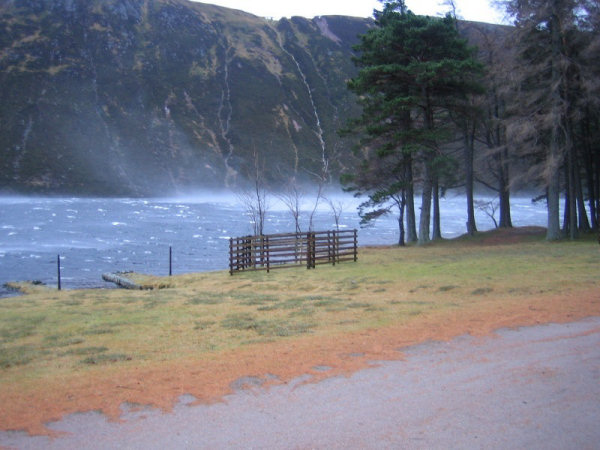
[229, 229, 357, 274]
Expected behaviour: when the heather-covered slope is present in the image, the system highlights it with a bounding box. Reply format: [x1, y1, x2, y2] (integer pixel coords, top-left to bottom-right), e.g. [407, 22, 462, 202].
[0, 0, 370, 195]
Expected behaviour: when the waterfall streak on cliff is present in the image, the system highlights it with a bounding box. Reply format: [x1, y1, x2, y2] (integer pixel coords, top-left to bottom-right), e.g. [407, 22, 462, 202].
[217, 48, 237, 186]
[277, 40, 327, 166]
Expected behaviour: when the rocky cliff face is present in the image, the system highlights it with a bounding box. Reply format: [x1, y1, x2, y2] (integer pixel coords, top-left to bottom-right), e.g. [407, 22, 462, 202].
[0, 0, 370, 195]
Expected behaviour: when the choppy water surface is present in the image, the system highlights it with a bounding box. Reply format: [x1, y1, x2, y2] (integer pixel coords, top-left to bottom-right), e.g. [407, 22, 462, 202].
[0, 193, 547, 295]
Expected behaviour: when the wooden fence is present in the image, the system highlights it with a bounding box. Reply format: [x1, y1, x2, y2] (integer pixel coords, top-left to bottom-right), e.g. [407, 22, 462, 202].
[229, 229, 357, 274]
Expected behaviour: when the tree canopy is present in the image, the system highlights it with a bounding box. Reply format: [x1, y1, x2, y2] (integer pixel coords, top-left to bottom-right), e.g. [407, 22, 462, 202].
[343, 0, 483, 244]
[344, 0, 599, 243]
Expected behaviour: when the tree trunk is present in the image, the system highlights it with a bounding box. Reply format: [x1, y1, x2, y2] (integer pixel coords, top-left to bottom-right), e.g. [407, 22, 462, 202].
[565, 101, 578, 240]
[595, 140, 600, 230]
[546, 7, 563, 241]
[397, 193, 406, 246]
[498, 146, 513, 228]
[419, 162, 433, 244]
[405, 155, 418, 242]
[572, 144, 590, 233]
[549, 175, 562, 240]
[581, 112, 598, 230]
[419, 87, 435, 245]
[576, 179, 589, 232]
[547, 181, 561, 240]
[432, 176, 442, 240]
[464, 127, 477, 235]
[562, 165, 569, 235]
[499, 190, 512, 228]
[487, 86, 512, 229]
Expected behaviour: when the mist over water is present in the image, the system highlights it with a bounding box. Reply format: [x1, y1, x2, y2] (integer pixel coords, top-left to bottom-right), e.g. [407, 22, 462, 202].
[0, 192, 547, 296]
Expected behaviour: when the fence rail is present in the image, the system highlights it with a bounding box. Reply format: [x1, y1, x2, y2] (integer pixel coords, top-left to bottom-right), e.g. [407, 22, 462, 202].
[229, 229, 357, 274]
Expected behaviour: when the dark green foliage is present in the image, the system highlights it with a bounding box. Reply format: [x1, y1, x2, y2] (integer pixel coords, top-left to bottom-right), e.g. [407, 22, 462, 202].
[343, 1, 484, 244]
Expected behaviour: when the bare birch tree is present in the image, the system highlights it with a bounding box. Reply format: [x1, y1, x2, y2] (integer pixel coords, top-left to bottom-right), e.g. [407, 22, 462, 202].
[277, 177, 303, 233]
[238, 150, 269, 236]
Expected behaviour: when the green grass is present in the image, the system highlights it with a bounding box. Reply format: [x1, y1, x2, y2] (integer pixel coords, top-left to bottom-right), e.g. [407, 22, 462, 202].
[0, 315, 46, 343]
[221, 313, 314, 337]
[0, 228, 598, 385]
[63, 346, 109, 356]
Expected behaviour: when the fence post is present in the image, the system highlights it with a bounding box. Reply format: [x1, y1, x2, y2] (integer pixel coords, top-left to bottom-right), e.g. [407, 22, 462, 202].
[169, 246, 172, 276]
[332, 230, 337, 266]
[353, 229, 358, 262]
[306, 232, 312, 269]
[245, 236, 251, 269]
[57, 254, 61, 291]
[306, 232, 310, 269]
[295, 232, 301, 263]
[266, 236, 270, 273]
[310, 232, 316, 269]
[229, 238, 233, 275]
[251, 236, 257, 269]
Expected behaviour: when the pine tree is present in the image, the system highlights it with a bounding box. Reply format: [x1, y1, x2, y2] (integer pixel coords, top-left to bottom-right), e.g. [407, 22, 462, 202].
[343, 0, 483, 244]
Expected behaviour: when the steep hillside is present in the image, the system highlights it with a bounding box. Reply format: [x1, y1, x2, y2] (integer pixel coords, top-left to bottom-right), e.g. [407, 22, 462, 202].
[0, 0, 370, 195]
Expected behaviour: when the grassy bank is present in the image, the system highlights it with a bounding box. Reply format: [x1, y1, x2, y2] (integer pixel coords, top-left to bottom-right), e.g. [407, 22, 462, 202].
[1, 227, 598, 388]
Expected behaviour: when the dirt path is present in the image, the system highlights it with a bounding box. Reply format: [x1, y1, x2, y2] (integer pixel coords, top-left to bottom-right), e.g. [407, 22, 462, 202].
[2, 316, 599, 449]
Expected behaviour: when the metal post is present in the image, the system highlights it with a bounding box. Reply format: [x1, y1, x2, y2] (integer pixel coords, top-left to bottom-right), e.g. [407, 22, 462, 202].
[169, 246, 172, 276]
[57, 254, 61, 291]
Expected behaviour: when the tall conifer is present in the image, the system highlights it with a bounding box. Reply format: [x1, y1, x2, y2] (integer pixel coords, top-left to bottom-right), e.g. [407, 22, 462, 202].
[344, 0, 483, 244]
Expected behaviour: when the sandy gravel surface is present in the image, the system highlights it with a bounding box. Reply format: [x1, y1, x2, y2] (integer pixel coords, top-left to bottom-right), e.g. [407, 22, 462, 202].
[2, 317, 599, 449]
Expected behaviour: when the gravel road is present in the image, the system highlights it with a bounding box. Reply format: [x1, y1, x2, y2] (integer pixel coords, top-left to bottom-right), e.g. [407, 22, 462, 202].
[2, 317, 599, 449]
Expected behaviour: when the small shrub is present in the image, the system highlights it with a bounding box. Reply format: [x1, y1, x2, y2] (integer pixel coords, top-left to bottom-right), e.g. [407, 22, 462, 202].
[189, 294, 222, 305]
[347, 302, 371, 309]
[194, 320, 216, 330]
[221, 313, 259, 331]
[221, 314, 313, 337]
[81, 353, 131, 365]
[438, 285, 458, 292]
[471, 287, 493, 295]
[82, 327, 114, 335]
[314, 298, 343, 308]
[58, 299, 83, 306]
[64, 346, 109, 356]
[43, 335, 85, 348]
[257, 305, 279, 311]
[236, 293, 279, 305]
[0, 345, 40, 368]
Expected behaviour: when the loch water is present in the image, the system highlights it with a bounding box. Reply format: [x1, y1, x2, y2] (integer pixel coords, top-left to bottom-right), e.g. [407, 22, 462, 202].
[0, 193, 547, 296]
